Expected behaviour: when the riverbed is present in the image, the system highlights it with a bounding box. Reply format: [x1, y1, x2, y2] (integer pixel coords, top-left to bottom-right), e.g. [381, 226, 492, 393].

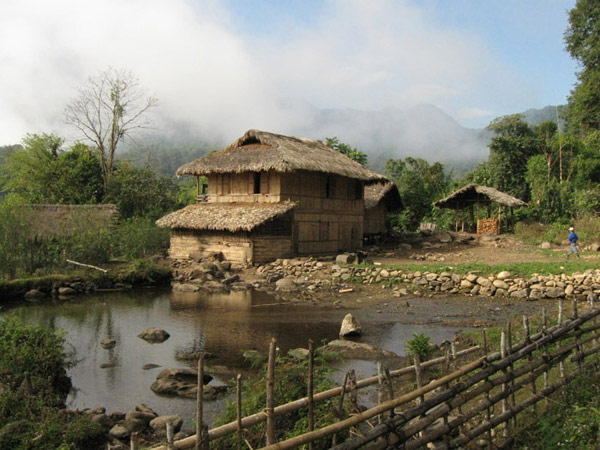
[3, 287, 539, 429]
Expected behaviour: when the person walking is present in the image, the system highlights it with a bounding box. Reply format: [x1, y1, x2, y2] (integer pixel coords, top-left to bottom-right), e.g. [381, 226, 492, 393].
[568, 226, 580, 258]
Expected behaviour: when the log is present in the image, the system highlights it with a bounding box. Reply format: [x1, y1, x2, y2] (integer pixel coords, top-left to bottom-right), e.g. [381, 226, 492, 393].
[65, 258, 108, 272]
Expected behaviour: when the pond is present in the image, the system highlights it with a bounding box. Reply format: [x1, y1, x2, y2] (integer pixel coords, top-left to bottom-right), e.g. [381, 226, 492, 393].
[3, 288, 467, 428]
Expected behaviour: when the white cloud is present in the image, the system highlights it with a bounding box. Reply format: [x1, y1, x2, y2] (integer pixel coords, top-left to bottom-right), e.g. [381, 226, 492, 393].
[457, 107, 495, 121]
[0, 0, 529, 144]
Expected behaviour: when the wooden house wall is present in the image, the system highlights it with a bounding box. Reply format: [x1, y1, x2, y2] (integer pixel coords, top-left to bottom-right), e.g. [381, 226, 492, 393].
[206, 172, 282, 203]
[364, 203, 388, 235]
[279, 172, 364, 254]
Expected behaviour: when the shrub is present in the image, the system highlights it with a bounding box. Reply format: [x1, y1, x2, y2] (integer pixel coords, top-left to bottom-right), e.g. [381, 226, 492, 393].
[111, 217, 170, 259]
[405, 333, 436, 360]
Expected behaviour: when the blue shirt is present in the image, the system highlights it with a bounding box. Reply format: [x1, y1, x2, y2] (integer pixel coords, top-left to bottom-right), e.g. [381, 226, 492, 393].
[569, 232, 578, 243]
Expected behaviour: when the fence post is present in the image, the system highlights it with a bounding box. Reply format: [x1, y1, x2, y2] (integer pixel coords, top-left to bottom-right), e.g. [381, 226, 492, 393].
[413, 354, 423, 404]
[558, 301, 565, 379]
[542, 308, 550, 407]
[236, 373, 243, 450]
[266, 338, 277, 446]
[130, 432, 139, 450]
[166, 422, 174, 450]
[377, 361, 385, 424]
[523, 315, 537, 416]
[573, 299, 584, 372]
[481, 328, 493, 450]
[308, 339, 315, 450]
[332, 371, 351, 447]
[507, 321, 517, 429]
[481, 328, 488, 355]
[196, 356, 204, 450]
[500, 330, 509, 439]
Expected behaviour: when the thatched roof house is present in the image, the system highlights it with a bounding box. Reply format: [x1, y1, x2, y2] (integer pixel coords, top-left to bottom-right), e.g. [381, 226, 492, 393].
[158, 129, 390, 263]
[363, 182, 403, 236]
[22, 204, 119, 238]
[433, 184, 526, 233]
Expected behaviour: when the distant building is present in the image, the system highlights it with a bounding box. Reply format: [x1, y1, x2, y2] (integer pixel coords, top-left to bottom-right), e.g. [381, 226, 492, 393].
[363, 182, 403, 236]
[156, 129, 388, 264]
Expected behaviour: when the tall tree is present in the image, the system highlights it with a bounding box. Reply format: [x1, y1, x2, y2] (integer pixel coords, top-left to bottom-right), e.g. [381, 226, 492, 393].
[564, 0, 600, 134]
[65, 68, 157, 187]
[326, 137, 368, 165]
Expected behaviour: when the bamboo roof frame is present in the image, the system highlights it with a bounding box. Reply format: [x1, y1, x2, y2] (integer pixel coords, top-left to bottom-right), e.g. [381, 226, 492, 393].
[433, 184, 526, 209]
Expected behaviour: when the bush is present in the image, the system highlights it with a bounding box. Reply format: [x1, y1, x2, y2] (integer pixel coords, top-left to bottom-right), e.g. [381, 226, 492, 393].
[405, 333, 436, 360]
[111, 217, 170, 259]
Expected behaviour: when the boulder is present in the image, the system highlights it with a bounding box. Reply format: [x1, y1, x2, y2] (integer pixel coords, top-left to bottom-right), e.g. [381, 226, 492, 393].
[476, 277, 492, 287]
[510, 289, 529, 299]
[339, 313, 362, 337]
[109, 425, 130, 440]
[493, 280, 509, 290]
[589, 243, 600, 252]
[138, 327, 170, 343]
[91, 414, 112, 429]
[149, 415, 183, 433]
[541, 241, 552, 250]
[335, 253, 357, 265]
[24, 289, 45, 301]
[460, 279, 474, 289]
[326, 340, 398, 361]
[150, 368, 213, 398]
[438, 232, 452, 243]
[497, 271, 511, 280]
[124, 417, 146, 433]
[275, 277, 296, 292]
[545, 287, 565, 298]
[100, 338, 116, 349]
[58, 286, 77, 296]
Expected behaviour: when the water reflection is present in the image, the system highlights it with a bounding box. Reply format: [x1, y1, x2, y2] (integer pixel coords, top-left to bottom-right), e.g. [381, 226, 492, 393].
[2, 288, 465, 427]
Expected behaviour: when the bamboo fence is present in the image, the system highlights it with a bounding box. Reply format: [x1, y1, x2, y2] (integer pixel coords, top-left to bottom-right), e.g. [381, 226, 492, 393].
[152, 301, 600, 450]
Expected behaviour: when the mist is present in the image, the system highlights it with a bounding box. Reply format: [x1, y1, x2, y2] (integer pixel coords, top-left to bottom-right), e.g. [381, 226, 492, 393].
[0, 0, 561, 162]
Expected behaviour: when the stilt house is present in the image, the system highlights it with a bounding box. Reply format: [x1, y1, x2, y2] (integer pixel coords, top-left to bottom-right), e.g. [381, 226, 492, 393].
[363, 182, 403, 236]
[156, 129, 387, 263]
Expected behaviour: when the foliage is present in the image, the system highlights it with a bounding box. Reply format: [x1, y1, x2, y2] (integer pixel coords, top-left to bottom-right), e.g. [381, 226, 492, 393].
[104, 161, 181, 219]
[384, 157, 451, 231]
[326, 137, 368, 165]
[0, 315, 104, 449]
[111, 217, 170, 259]
[213, 347, 346, 449]
[1, 134, 104, 204]
[405, 333, 436, 360]
[176, 176, 207, 206]
[514, 370, 600, 449]
[65, 67, 158, 186]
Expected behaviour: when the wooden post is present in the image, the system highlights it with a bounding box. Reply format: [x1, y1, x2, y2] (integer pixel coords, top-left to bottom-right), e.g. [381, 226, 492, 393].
[469, 204, 475, 232]
[455, 203, 459, 232]
[349, 369, 358, 412]
[573, 299, 584, 372]
[510, 207, 515, 232]
[308, 339, 315, 450]
[167, 422, 174, 450]
[236, 374, 243, 450]
[498, 204, 502, 234]
[461, 208, 465, 232]
[558, 300, 565, 379]
[523, 316, 537, 415]
[130, 432, 139, 450]
[196, 356, 204, 450]
[542, 308, 550, 407]
[500, 331, 509, 439]
[201, 424, 209, 450]
[377, 361, 385, 424]
[413, 354, 424, 406]
[481, 328, 488, 355]
[266, 338, 277, 446]
[507, 322, 516, 428]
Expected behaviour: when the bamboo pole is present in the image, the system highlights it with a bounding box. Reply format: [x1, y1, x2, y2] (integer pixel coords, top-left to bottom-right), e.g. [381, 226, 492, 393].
[130, 432, 139, 450]
[266, 338, 277, 446]
[558, 300, 565, 379]
[167, 422, 174, 450]
[413, 355, 423, 404]
[500, 331, 509, 439]
[196, 357, 204, 450]
[376, 362, 384, 423]
[307, 340, 315, 450]
[236, 374, 243, 450]
[523, 316, 537, 416]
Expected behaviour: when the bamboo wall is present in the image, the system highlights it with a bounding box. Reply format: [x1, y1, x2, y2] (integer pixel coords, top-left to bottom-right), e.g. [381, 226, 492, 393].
[363, 204, 388, 235]
[206, 172, 282, 203]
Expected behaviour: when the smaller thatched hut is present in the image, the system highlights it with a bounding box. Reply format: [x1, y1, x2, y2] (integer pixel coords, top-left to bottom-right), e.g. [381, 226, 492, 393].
[434, 184, 526, 233]
[363, 182, 403, 236]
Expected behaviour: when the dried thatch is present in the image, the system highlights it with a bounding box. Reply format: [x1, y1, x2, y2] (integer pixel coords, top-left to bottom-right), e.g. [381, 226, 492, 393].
[21, 204, 119, 238]
[177, 129, 387, 183]
[364, 182, 404, 211]
[434, 184, 527, 209]
[156, 202, 297, 232]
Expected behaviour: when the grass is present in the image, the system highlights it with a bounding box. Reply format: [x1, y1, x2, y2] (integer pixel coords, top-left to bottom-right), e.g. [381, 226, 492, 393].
[353, 260, 600, 277]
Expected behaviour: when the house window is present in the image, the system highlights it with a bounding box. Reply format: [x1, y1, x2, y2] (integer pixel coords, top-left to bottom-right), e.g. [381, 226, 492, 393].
[325, 176, 336, 199]
[253, 172, 261, 194]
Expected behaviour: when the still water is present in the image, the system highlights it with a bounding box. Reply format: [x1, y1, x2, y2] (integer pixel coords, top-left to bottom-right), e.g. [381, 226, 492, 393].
[3, 288, 465, 428]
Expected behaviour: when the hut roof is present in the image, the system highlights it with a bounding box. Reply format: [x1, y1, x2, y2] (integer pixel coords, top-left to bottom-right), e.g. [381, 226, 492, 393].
[21, 204, 119, 238]
[364, 182, 404, 211]
[433, 184, 527, 209]
[156, 202, 297, 232]
[177, 129, 387, 183]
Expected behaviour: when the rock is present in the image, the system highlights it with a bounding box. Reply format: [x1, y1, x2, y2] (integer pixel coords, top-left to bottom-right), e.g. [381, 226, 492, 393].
[460, 279, 474, 289]
[466, 274, 478, 283]
[138, 327, 170, 343]
[288, 348, 309, 359]
[150, 368, 213, 398]
[425, 273, 438, 281]
[142, 363, 161, 370]
[156, 368, 212, 384]
[565, 284, 575, 296]
[379, 269, 390, 278]
[149, 415, 183, 433]
[545, 287, 565, 298]
[173, 283, 201, 292]
[100, 338, 116, 349]
[493, 280, 509, 290]
[135, 403, 158, 416]
[590, 243, 600, 252]
[510, 289, 529, 299]
[109, 425, 130, 440]
[58, 286, 77, 296]
[126, 410, 155, 426]
[124, 417, 146, 433]
[201, 262, 219, 273]
[541, 241, 552, 249]
[339, 313, 362, 337]
[91, 414, 113, 429]
[438, 232, 452, 243]
[335, 253, 357, 265]
[24, 289, 45, 301]
[476, 277, 492, 287]
[497, 271, 511, 280]
[326, 339, 398, 361]
[275, 277, 296, 291]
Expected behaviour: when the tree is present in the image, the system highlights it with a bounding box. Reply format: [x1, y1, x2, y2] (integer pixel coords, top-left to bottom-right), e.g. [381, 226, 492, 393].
[65, 68, 157, 187]
[564, 0, 600, 134]
[1, 133, 103, 204]
[326, 137, 368, 165]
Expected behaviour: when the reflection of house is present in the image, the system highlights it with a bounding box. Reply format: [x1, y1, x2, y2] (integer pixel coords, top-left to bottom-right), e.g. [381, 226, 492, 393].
[157, 129, 388, 263]
[363, 182, 403, 236]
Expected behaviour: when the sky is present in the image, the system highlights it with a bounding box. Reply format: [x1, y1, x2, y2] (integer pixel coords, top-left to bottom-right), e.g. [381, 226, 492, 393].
[0, 0, 578, 146]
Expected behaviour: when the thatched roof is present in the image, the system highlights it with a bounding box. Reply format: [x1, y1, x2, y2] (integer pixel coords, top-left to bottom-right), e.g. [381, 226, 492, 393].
[177, 129, 387, 183]
[156, 202, 296, 232]
[434, 184, 527, 209]
[364, 182, 404, 211]
[21, 204, 119, 238]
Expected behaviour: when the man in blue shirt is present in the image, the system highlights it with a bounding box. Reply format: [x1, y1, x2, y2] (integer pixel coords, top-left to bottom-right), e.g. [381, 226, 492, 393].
[568, 226, 580, 258]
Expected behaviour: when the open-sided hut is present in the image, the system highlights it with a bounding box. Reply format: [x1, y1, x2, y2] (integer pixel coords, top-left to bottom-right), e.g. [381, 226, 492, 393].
[433, 184, 526, 233]
[363, 182, 403, 236]
[157, 129, 387, 263]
